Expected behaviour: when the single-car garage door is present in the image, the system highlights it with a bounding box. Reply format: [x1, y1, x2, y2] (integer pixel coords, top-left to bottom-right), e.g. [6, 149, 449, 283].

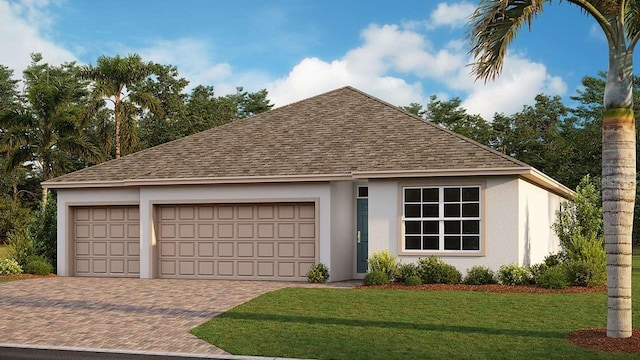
[73, 206, 140, 277]
[157, 203, 317, 280]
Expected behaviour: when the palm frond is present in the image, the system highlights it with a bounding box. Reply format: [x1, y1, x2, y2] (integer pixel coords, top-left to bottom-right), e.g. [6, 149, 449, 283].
[468, 0, 550, 81]
[625, 0, 640, 49]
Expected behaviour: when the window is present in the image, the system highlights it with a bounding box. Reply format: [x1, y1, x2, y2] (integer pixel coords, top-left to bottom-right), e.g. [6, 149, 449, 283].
[403, 186, 481, 252]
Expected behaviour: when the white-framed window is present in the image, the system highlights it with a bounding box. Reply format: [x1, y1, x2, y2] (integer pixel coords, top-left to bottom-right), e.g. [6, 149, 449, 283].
[402, 186, 481, 252]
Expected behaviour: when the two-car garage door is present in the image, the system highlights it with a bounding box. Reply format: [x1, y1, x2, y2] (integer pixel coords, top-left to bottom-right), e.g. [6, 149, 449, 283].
[157, 203, 316, 280]
[72, 202, 317, 280]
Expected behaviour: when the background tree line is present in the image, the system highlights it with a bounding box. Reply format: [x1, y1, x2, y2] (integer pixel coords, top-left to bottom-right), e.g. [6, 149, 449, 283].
[0, 53, 273, 242]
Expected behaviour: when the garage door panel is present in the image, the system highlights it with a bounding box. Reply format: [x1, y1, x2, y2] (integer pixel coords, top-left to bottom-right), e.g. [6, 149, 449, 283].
[158, 203, 317, 280]
[73, 206, 140, 277]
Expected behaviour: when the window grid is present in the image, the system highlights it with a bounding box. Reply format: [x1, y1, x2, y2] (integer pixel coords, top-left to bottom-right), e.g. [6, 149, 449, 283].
[403, 186, 481, 252]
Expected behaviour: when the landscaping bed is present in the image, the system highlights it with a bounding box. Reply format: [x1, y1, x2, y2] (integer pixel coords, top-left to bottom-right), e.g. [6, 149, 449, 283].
[358, 283, 606, 294]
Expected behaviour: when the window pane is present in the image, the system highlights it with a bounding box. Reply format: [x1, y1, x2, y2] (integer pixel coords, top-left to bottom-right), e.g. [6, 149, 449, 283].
[444, 236, 461, 250]
[462, 236, 480, 250]
[462, 203, 479, 217]
[444, 188, 460, 202]
[405, 188, 421, 202]
[422, 204, 439, 217]
[444, 204, 460, 217]
[444, 221, 461, 234]
[423, 221, 439, 234]
[422, 188, 439, 202]
[462, 187, 479, 201]
[358, 186, 368, 198]
[462, 220, 480, 234]
[405, 204, 421, 218]
[405, 221, 421, 234]
[406, 236, 421, 250]
[423, 236, 439, 250]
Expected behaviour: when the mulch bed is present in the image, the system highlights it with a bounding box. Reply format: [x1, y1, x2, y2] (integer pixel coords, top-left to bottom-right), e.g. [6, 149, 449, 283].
[567, 329, 640, 354]
[356, 283, 606, 293]
[0, 274, 57, 280]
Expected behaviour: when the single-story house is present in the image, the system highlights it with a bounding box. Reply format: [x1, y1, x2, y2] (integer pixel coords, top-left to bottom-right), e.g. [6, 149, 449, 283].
[43, 86, 572, 282]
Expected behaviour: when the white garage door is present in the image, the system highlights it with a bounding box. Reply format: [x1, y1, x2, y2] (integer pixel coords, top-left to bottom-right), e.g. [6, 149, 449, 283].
[73, 206, 140, 277]
[157, 203, 317, 280]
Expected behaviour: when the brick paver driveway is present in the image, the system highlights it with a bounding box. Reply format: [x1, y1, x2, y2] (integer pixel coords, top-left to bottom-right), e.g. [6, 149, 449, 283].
[0, 277, 292, 354]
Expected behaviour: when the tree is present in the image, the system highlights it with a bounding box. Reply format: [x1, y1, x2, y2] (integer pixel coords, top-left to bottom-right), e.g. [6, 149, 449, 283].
[0, 54, 101, 202]
[81, 54, 162, 158]
[469, 1, 639, 337]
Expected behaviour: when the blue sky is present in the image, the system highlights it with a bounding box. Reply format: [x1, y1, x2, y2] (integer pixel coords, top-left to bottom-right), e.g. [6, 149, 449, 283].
[0, 0, 613, 118]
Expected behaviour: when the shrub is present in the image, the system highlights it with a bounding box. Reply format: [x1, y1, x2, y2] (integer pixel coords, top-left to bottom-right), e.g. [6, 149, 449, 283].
[464, 266, 497, 285]
[24, 255, 53, 275]
[364, 270, 389, 286]
[306, 263, 330, 283]
[0, 258, 23, 275]
[417, 256, 462, 284]
[535, 266, 570, 289]
[564, 234, 606, 287]
[7, 230, 34, 268]
[498, 264, 532, 285]
[404, 275, 422, 286]
[367, 250, 398, 281]
[396, 263, 419, 283]
[28, 194, 57, 270]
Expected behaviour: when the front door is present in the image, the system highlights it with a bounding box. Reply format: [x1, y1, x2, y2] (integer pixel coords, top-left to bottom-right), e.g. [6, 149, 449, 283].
[356, 186, 368, 273]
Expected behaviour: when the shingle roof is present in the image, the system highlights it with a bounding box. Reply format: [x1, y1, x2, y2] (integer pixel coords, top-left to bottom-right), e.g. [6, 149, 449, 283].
[45, 86, 531, 185]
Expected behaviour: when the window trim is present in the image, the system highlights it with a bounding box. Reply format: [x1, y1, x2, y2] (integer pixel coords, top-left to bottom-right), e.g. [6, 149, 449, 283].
[397, 179, 486, 257]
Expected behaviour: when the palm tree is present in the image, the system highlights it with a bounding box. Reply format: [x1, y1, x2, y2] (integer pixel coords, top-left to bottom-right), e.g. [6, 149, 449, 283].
[81, 54, 161, 158]
[0, 54, 102, 203]
[468, 0, 638, 338]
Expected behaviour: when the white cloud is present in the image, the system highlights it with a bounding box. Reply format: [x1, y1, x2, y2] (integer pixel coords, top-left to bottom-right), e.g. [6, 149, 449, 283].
[0, 0, 76, 76]
[428, 2, 476, 29]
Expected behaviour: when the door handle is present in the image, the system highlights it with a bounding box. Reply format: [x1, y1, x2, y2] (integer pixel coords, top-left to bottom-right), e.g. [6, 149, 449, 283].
[357, 230, 361, 244]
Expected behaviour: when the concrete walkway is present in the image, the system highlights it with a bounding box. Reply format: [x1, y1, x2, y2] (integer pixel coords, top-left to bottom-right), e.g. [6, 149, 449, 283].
[0, 277, 359, 355]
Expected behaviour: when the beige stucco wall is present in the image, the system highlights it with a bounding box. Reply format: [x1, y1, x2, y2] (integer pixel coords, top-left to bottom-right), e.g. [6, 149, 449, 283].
[367, 176, 564, 274]
[518, 178, 563, 266]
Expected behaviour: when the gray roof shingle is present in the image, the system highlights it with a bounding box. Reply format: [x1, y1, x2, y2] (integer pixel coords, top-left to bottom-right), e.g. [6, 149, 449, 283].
[45, 86, 529, 185]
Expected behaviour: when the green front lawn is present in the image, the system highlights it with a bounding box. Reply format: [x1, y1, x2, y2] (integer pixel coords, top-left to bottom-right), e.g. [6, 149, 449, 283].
[191, 258, 640, 360]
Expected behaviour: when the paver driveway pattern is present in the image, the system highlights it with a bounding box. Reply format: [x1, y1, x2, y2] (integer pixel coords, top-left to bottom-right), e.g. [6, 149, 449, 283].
[0, 277, 292, 354]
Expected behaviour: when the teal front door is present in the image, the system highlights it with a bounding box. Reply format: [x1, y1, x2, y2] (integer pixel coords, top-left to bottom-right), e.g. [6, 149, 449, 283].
[356, 197, 369, 273]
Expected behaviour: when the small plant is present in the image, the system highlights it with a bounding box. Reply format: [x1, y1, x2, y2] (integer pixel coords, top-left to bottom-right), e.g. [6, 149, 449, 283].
[404, 275, 422, 286]
[498, 264, 532, 285]
[7, 230, 34, 268]
[563, 234, 606, 287]
[0, 258, 23, 275]
[367, 250, 398, 281]
[535, 266, 570, 289]
[306, 263, 330, 283]
[364, 270, 389, 285]
[417, 256, 462, 284]
[396, 263, 419, 283]
[24, 255, 53, 276]
[464, 266, 497, 285]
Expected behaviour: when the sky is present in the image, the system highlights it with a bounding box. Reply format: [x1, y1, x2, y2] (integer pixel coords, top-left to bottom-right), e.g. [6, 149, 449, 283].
[0, 0, 614, 119]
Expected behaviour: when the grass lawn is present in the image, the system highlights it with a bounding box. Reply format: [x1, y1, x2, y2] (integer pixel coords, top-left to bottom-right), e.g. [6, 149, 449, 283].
[191, 258, 640, 360]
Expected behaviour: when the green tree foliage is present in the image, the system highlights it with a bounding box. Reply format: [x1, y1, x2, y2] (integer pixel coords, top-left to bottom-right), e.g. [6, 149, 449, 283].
[27, 192, 57, 269]
[552, 175, 603, 249]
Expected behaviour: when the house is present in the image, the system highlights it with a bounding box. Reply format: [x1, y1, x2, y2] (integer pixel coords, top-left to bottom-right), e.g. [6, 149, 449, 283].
[43, 86, 571, 282]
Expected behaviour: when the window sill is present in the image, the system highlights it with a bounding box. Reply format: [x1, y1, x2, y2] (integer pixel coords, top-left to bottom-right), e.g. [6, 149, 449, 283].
[398, 250, 486, 257]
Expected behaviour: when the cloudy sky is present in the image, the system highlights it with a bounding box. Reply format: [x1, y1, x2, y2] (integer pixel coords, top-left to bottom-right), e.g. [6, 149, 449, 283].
[1, 0, 610, 119]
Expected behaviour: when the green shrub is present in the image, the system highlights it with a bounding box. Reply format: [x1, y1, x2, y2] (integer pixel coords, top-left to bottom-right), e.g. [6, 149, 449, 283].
[404, 275, 422, 286]
[464, 266, 497, 285]
[306, 263, 330, 283]
[24, 255, 53, 275]
[0, 258, 23, 275]
[396, 263, 419, 283]
[564, 234, 606, 287]
[498, 264, 532, 285]
[364, 270, 389, 286]
[28, 194, 57, 270]
[417, 256, 462, 284]
[367, 250, 398, 281]
[7, 230, 34, 268]
[535, 266, 570, 289]
[543, 254, 562, 267]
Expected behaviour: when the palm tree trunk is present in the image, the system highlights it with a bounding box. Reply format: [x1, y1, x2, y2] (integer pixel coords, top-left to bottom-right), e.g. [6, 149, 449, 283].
[603, 49, 635, 338]
[115, 93, 121, 159]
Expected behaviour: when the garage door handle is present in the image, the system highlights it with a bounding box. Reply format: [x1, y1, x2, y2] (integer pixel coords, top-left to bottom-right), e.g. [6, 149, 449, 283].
[357, 230, 361, 244]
